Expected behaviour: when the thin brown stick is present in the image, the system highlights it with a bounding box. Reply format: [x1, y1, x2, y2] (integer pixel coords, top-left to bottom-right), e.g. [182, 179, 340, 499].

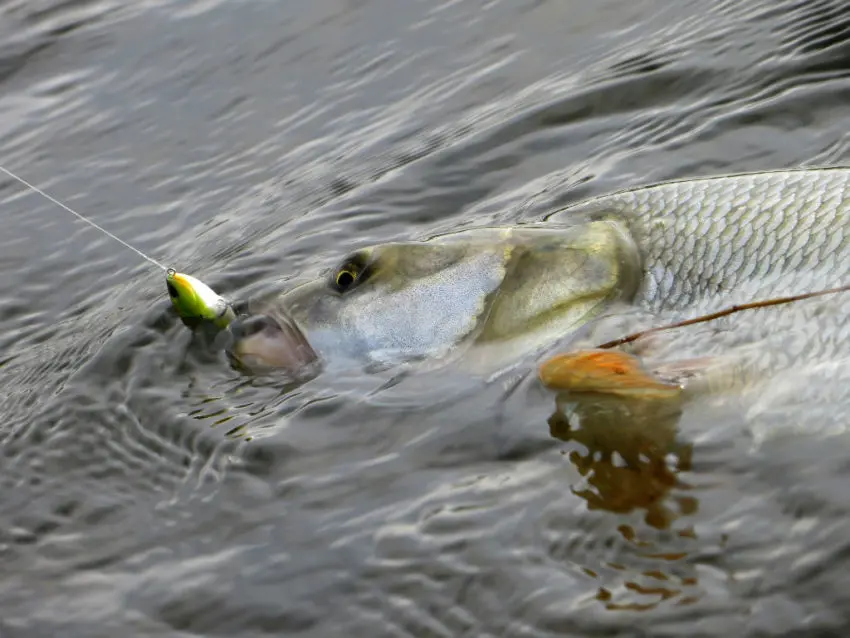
[596, 284, 850, 350]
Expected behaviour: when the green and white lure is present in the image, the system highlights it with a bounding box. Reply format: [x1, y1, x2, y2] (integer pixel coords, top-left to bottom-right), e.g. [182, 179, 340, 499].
[166, 268, 236, 328]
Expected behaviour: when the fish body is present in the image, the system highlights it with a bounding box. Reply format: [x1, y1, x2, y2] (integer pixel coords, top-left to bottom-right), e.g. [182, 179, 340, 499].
[549, 168, 850, 402]
[173, 168, 850, 391]
[553, 167, 850, 313]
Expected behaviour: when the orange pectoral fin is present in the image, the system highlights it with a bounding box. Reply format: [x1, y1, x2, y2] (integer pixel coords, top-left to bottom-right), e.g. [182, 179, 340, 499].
[539, 349, 682, 400]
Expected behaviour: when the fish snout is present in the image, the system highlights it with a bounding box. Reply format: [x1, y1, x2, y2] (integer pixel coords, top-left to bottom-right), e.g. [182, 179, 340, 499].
[226, 312, 318, 374]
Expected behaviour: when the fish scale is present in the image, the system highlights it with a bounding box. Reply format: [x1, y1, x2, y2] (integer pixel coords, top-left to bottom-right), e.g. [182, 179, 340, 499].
[561, 168, 850, 313]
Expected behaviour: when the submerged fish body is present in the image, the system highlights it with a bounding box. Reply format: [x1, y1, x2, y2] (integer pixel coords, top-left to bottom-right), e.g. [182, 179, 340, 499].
[199, 168, 850, 386]
[546, 168, 850, 417]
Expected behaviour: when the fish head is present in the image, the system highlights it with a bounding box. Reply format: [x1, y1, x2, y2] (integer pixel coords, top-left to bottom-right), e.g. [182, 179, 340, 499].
[227, 220, 642, 372]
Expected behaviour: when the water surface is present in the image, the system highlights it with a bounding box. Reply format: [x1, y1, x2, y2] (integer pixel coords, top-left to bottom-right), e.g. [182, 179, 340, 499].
[2, 0, 850, 635]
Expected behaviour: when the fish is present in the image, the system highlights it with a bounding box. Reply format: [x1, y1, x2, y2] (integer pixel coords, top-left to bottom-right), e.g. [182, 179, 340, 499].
[172, 168, 850, 389]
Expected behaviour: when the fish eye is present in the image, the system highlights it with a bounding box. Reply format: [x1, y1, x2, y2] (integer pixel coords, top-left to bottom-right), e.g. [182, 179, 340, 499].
[331, 264, 360, 293]
[329, 251, 370, 293]
[335, 269, 356, 289]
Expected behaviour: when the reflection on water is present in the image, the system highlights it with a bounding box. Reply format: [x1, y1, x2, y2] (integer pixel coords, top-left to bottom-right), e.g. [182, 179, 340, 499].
[548, 388, 705, 612]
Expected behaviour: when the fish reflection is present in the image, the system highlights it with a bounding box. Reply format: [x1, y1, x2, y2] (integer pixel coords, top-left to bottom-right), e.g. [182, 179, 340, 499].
[544, 354, 705, 611]
[548, 392, 692, 529]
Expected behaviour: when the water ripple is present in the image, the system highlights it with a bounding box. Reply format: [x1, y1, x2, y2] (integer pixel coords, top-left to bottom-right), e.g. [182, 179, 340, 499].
[4, 0, 850, 635]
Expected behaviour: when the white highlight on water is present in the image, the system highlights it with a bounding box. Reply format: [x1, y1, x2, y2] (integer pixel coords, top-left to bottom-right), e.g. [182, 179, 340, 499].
[0, 165, 167, 271]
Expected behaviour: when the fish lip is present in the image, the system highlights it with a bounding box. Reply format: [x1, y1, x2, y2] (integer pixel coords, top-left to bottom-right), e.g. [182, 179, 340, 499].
[225, 310, 320, 377]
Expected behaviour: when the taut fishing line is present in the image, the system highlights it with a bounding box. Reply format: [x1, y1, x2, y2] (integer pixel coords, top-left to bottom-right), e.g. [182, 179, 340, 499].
[0, 165, 168, 271]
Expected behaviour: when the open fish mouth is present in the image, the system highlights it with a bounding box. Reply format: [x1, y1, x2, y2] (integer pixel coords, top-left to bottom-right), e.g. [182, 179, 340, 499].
[225, 311, 319, 376]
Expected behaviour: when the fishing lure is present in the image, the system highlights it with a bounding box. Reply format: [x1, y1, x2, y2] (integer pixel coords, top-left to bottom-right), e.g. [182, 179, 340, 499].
[166, 268, 236, 328]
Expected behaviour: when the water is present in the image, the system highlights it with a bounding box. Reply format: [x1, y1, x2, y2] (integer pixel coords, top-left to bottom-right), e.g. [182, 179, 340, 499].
[2, 0, 850, 635]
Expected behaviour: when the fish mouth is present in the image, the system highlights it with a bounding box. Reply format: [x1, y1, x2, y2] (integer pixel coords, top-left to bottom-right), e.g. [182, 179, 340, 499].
[225, 311, 319, 376]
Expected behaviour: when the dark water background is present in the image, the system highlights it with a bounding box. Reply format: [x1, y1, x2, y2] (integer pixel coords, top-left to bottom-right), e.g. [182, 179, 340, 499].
[3, 0, 850, 635]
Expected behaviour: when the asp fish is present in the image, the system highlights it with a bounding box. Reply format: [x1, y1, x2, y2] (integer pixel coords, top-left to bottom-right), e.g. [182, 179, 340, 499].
[168, 167, 850, 387]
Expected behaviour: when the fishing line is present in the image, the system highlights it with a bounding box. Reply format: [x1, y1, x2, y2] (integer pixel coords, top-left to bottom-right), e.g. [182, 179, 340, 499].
[0, 164, 167, 271]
